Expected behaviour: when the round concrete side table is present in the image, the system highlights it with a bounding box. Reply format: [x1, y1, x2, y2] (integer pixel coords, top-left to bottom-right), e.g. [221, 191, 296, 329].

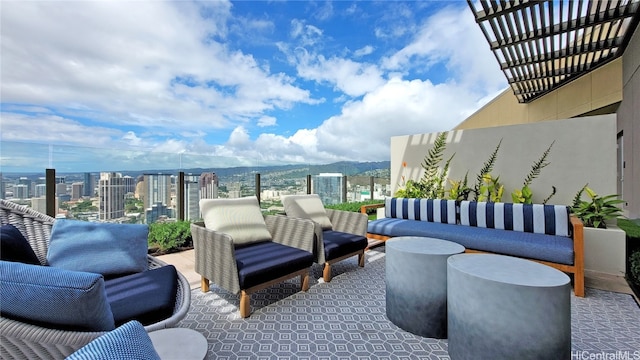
[386, 236, 465, 338]
[148, 327, 208, 360]
[447, 254, 571, 360]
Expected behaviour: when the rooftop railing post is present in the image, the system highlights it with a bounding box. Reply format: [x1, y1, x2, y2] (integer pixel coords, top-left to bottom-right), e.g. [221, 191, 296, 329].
[46, 168, 55, 218]
[178, 171, 185, 221]
[307, 175, 311, 194]
[342, 175, 347, 203]
[370, 176, 374, 200]
[255, 173, 261, 205]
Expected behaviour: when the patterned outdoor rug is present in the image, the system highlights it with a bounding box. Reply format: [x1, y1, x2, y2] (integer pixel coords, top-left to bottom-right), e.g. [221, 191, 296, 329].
[179, 247, 640, 359]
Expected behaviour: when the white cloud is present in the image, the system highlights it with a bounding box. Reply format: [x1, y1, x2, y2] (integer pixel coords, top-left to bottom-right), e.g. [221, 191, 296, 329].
[0, 1, 316, 134]
[354, 45, 375, 57]
[257, 116, 277, 127]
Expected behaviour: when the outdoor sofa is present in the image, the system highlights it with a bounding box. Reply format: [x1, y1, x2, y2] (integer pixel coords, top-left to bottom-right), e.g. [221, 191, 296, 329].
[362, 197, 584, 297]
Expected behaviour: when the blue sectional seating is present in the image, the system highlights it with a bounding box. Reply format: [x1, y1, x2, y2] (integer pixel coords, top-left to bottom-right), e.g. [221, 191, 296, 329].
[363, 197, 585, 297]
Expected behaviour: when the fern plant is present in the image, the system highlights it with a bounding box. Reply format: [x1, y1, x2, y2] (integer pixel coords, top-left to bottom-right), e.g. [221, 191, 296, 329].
[473, 139, 502, 201]
[511, 141, 555, 204]
[395, 131, 453, 199]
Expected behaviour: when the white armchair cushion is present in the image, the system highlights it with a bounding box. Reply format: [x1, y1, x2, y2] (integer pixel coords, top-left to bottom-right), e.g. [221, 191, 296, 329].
[200, 196, 272, 245]
[282, 194, 333, 230]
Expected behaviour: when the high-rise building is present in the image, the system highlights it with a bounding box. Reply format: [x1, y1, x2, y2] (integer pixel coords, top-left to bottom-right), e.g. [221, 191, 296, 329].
[313, 173, 343, 205]
[184, 175, 200, 221]
[123, 176, 135, 195]
[99, 172, 125, 220]
[34, 184, 47, 198]
[56, 183, 67, 196]
[18, 177, 31, 199]
[13, 184, 29, 199]
[199, 173, 219, 200]
[71, 182, 84, 200]
[146, 202, 172, 224]
[144, 173, 172, 214]
[83, 173, 95, 197]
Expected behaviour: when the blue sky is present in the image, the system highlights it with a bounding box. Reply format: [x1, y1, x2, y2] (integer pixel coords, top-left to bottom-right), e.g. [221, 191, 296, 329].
[0, 0, 507, 172]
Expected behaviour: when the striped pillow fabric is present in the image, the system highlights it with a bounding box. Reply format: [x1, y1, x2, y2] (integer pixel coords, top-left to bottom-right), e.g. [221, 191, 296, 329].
[385, 198, 457, 225]
[459, 201, 570, 237]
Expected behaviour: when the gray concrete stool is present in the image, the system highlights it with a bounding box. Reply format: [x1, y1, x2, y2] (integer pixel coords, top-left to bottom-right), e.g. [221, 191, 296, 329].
[447, 254, 571, 360]
[386, 236, 465, 338]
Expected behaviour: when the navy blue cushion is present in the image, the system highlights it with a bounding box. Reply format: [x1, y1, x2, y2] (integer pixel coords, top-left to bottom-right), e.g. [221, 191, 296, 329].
[67, 320, 160, 360]
[235, 241, 314, 289]
[322, 230, 367, 261]
[105, 265, 178, 327]
[0, 260, 115, 331]
[0, 224, 40, 265]
[367, 219, 575, 265]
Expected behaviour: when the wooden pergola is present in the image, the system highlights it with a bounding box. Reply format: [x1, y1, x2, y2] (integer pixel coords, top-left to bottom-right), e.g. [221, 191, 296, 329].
[467, 0, 640, 103]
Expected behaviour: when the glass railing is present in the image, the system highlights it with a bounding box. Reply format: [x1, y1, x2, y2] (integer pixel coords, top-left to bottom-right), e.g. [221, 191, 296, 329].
[0, 140, 390, 224]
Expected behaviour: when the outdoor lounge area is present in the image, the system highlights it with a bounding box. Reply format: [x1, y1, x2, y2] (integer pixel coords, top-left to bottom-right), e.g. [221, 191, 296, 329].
[158, 247, 640, 359]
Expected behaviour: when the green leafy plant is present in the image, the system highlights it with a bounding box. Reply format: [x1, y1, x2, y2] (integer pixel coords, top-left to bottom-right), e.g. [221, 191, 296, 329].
[395, 132, 453, 198]
[148, 220, 192, 254]
[571, 185, 624, 229]
[477, 173, 504, 202]
[473, 139, 502, 201]
[511, 141, 555, 204]
[447, 172, 472, 201]
[630, 250, 640, 286]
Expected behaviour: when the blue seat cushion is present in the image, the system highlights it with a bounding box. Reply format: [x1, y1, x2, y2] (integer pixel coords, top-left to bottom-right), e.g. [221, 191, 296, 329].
[67, 320, 160, 360]
[322, 230, 367, 261]
[0, 260, 115, 331]
[235, 241, 314, 289]
[367, 219, 575, 265]
[105, 265, 178, 327]
[0, 224, 40, 265]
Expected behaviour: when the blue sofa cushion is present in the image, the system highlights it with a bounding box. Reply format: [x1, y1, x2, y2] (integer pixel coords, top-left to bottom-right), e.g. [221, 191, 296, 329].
[0, 260, 115, 331]
[460, 201, 570, 236]
[385, 198, 457, 225]
[235, 241, 314, 289]
[105, 265, 178, 327]
[322, 230, 367, 261]
[47, 220, 148, 277]
[67, 320, 160, 360]
[368, 219, 574, 265]
[0, 224, 40, 265]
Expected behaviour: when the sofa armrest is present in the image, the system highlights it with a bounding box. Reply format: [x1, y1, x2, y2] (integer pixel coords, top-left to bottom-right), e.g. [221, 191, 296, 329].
[190, 222, 240, 294]
[326, 209, 368, 236]
[360, 203, 385, 215]
[264, 215, 315, 254]
[570, 215, 585, 297]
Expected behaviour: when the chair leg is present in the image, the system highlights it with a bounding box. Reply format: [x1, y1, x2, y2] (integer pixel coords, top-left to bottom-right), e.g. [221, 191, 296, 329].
[323, 263, 332, 282]
[240, 290, 250, 318]
[301, 273, 310, 291]
[201, 277, 210, 292]
[358, 251, 365, 267]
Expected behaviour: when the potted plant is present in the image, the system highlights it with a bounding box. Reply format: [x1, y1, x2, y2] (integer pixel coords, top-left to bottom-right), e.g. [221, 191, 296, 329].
[572, 185, 626, 276]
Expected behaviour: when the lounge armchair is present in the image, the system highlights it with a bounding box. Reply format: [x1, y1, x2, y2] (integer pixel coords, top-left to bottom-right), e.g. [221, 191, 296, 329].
[281, 194, 368, 282]
[0, 200, 191, 360]
[192, 196, 316, 318]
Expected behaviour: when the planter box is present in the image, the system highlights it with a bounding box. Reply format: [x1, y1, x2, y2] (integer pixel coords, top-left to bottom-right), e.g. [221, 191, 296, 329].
[584, 225, 627, 276]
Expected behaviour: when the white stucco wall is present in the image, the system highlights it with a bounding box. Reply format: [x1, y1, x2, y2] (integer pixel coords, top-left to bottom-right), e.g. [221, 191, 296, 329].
[390, 115, 618, 206]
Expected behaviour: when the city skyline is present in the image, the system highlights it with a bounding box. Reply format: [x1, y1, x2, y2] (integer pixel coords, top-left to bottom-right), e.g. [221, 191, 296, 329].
[1, 1, 507, 172]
